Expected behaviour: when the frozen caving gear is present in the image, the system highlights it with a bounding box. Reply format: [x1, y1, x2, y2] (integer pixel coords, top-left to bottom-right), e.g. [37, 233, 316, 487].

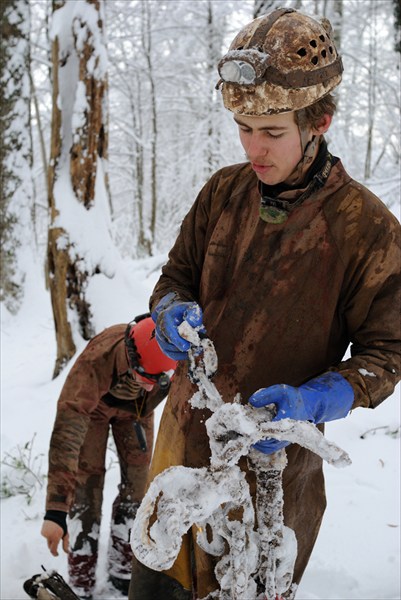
[249, 372, 354, 454]
[24, 568, 81, 600]
[130, 335, 351, 598]
[151, 292, 205, 360]
[125, 314, 178, 388]
[217, 7, 343, 115]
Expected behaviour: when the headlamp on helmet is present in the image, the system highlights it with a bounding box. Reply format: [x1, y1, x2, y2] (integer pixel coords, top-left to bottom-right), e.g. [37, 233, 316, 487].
[218, 49, 271, 86]
[133, 366, 173, 391]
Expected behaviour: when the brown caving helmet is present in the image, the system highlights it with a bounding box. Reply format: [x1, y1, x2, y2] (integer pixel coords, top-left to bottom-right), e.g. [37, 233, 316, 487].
[217, 7, 343, 115]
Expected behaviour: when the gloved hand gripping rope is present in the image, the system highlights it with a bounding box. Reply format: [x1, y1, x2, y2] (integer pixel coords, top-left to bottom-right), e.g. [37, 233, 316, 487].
[131, 324, 351, 600]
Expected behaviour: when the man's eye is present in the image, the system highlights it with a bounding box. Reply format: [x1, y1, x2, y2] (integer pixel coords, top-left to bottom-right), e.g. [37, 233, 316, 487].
[266, 132, 284, 139]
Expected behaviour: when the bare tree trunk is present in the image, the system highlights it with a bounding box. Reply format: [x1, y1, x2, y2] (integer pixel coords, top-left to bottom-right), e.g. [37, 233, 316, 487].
[47, 0, 109, 377]
[205, 0, 231, 179]
[29, 66, 47, 248]
[206, 1, 219, 175]
[141, 1, 157, 250]
[130, 76, 151, 256]
[0, 0, 33, 312]
[47, 25, 76, 375]
[70, 0, 107, 207]
[392, 0, 401, 54]
[364, 0, 377, 181]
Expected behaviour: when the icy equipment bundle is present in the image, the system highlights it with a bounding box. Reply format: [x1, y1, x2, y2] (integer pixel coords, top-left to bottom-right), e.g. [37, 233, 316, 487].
[24, 567, 81, 600]
[131, 325, 351, 599]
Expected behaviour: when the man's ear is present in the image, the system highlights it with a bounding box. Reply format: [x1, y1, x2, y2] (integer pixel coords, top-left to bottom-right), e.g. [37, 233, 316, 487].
[313, 113, 332, 135]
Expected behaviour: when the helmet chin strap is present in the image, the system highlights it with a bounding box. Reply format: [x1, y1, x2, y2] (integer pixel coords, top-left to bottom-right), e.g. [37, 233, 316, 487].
[302, 132, 319, 163]
[287, 126, 320, 185]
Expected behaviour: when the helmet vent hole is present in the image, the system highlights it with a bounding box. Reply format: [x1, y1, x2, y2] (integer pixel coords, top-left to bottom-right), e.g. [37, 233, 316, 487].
[311, 56, 319, 65]
[309, 39, 317, 48]
[329, 46, 334, 54]
[319, 35, 325, 42]
[297, 47, 307, 57]
[321, 49, 327, 58]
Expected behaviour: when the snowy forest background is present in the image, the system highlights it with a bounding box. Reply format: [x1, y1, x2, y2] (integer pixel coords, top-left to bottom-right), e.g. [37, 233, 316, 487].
[1, 0, 400, 599]
[1, 0, 401, 364]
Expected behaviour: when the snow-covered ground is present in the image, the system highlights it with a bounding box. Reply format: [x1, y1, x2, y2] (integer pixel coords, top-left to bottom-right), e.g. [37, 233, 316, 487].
[1, 254, 400, 600]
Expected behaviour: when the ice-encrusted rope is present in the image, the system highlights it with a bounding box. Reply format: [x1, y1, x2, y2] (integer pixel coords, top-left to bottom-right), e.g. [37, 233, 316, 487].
[131, 323, 351, 599]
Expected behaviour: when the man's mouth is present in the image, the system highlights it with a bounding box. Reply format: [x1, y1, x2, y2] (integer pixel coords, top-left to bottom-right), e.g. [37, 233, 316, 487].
[251, 162, 272, 174]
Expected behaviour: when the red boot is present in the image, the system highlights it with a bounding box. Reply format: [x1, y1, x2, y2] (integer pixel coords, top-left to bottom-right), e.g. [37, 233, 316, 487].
[68, 552, 97, 598]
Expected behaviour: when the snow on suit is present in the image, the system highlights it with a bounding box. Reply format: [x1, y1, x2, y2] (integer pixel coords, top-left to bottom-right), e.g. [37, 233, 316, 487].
[129, 151, 401, 599]
[45, 324, 166, 594]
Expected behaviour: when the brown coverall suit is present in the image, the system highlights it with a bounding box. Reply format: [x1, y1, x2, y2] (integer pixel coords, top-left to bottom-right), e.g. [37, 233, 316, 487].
[129, 150, 401, 599]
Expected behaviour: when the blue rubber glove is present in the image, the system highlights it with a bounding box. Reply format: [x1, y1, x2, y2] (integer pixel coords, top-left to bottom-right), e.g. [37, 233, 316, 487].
[151, 292, 204, 360]
[249, 372, 354, 454]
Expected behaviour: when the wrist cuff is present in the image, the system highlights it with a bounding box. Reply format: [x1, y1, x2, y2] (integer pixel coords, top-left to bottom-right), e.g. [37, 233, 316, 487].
[44, 510, 68, 536]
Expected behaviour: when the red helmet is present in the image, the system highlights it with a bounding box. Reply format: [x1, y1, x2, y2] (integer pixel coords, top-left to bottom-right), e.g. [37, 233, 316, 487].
[125, 316, 177, 388]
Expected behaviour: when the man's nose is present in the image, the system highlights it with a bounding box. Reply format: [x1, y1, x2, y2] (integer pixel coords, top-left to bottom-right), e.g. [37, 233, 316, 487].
[246, 134, 268, 161]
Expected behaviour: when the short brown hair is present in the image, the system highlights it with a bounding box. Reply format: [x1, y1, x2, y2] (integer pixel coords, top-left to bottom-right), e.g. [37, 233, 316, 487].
[295, 94, 337, 129]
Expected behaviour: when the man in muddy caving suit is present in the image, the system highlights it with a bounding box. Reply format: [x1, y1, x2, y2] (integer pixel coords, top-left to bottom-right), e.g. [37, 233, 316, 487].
[129, 7, 400, 600]
[41, 316, 177, 598]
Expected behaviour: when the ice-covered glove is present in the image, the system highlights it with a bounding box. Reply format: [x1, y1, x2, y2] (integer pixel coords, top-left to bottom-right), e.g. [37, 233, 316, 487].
[249, 372, 354, 454]
[151, 292, 204, 360]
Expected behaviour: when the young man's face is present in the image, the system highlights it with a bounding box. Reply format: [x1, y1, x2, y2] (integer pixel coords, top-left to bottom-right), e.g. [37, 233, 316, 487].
[234, 111, 309, 186]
